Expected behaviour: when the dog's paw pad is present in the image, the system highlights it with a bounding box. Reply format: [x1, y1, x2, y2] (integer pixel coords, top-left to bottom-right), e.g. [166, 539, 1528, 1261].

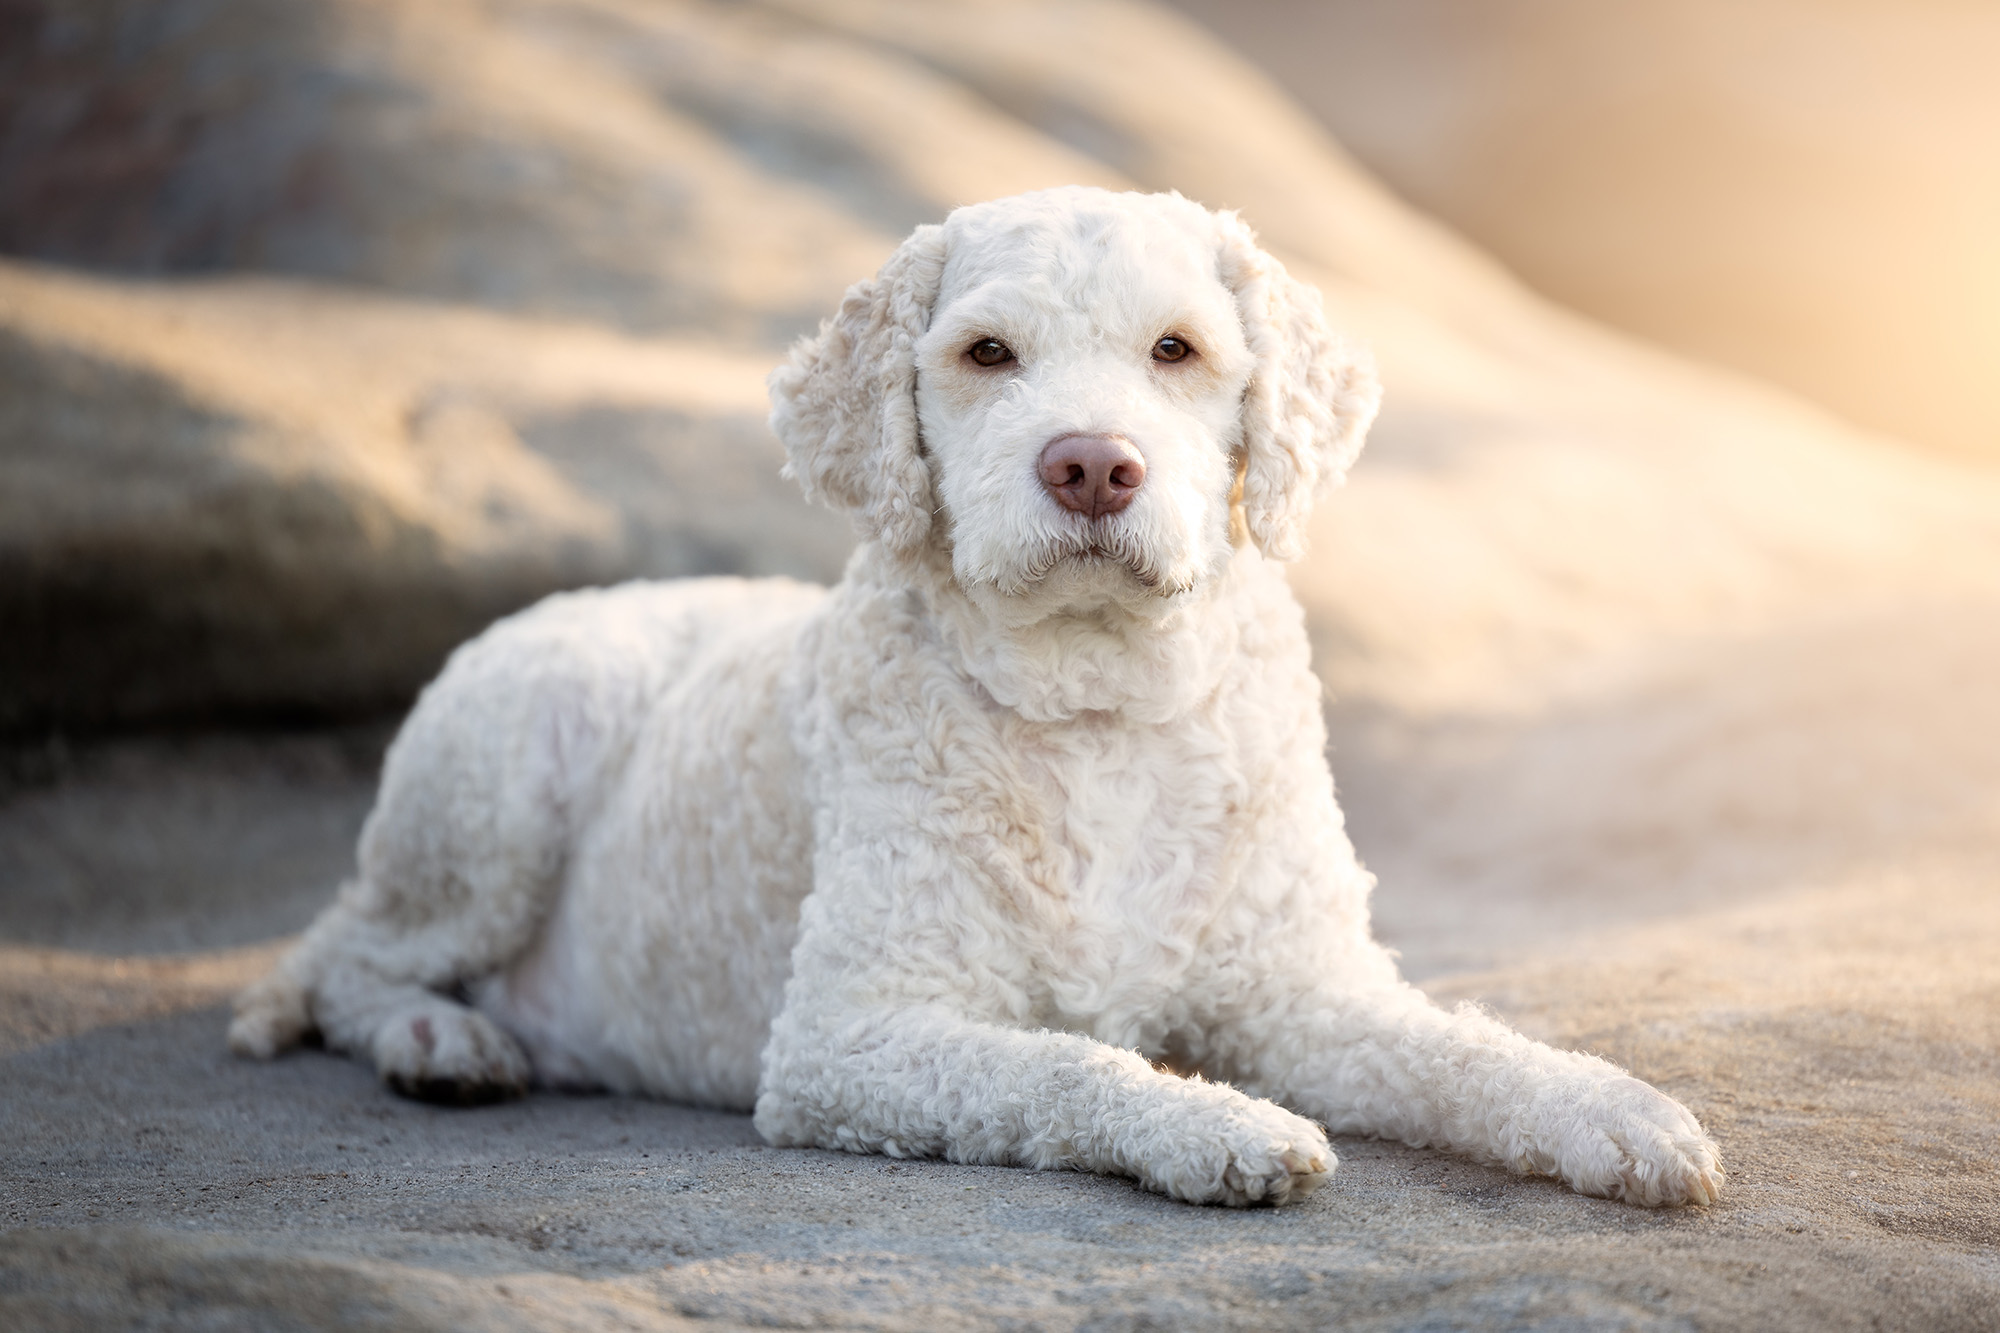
[373, 1006, 530, 1106]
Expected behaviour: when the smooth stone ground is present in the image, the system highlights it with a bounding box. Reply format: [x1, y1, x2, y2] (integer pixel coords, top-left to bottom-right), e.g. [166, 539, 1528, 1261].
[3, 724, 1995, 1331]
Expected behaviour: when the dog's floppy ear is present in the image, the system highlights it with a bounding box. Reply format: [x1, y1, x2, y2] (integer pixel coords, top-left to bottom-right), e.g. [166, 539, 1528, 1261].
[1216, 213, 1382, 562]
[769, 224, 948, 555]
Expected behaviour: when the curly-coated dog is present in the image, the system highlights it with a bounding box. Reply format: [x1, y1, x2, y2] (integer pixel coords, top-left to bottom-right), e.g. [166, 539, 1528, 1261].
[231, 187, 1724, 1208]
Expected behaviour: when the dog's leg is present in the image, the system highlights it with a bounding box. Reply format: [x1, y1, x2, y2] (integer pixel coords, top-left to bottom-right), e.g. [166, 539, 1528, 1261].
[1217, 979, 1724, 1207]
[230, 622, 609, 1101]
[755, 1004, 1332, 1206]
[233, 891, 533, 1104]
[230, 842, 551, 1102]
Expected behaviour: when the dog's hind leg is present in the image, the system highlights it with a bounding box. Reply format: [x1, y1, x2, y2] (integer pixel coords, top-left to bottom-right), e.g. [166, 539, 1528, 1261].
[233, 875, 540, 1104]
[231, 599, 646, 1102]
[229, 771, 556, 1103]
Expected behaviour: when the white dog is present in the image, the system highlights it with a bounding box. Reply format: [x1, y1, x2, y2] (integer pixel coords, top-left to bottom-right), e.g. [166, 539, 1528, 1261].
[231, 187, 1723, 1208]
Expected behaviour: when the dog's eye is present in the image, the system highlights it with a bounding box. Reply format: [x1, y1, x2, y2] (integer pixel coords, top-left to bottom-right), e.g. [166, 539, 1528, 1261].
[1153, 336, 1192, 363]
[967, 339, 1014, 367]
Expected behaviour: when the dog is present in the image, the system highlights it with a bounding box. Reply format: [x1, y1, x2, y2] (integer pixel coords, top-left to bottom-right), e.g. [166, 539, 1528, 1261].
[231, 187, 1724, 1208]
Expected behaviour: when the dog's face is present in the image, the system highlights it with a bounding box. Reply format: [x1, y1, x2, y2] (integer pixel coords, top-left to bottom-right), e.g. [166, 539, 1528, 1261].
[770, 188, 1380, 612]
[914, 197, 1254, 608]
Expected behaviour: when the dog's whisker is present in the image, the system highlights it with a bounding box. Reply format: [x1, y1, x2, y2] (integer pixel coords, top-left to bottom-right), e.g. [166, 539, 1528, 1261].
[994, 525, 1193, 598]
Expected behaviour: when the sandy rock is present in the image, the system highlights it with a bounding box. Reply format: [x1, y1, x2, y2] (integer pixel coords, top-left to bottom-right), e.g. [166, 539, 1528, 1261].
[2, 735, 1997, 1330]
[0, 0, 1126, 340]
[0, 262, 849, 731]
[0, 0, 1128, 730]
[0, 0, 890, 341]
[14, 0, 2000, 732]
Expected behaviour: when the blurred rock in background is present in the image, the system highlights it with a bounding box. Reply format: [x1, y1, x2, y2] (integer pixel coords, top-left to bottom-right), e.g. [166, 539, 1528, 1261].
[6, 0, 2000, 958]
[0, 0, 1993, 995]
[0, 0, 1571, 732]
[0, 264, 840, 729]
[8, 0, 1999, 745]
[1170, 0, 2000, 463]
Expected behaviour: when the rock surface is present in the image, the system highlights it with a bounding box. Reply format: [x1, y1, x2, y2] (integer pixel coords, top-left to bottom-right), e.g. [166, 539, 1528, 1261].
[10, 0, 2000, 733]
[0, 0, 1565, 731]
[0, 263, 849, 730]
[2, 718, 1997, 1330]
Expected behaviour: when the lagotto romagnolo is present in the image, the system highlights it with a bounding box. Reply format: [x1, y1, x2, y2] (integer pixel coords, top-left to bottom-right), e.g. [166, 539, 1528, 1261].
[232, 187, 1725, 1208]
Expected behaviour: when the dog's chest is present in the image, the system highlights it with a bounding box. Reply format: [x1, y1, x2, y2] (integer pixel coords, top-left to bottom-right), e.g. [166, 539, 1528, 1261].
[999, 710, 1249, 1017]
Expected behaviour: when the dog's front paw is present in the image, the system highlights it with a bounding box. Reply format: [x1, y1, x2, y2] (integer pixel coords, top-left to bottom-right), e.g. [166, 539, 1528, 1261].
[1217, 1137, 1334, 1207]
[1549, 1076, 1724, 1207]
[372, 1004, 531, 1106]
[1152, 1094, 1334, 1207]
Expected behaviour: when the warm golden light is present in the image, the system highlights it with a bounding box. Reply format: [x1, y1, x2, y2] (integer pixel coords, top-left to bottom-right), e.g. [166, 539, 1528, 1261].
[1, 0, 1996, 1325]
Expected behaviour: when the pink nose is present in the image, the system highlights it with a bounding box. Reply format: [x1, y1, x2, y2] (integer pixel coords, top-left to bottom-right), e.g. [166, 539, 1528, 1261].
[1038, 434, 1146, 519]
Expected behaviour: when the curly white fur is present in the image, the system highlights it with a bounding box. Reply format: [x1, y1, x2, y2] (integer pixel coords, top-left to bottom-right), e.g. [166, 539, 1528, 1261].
[231, 187, 1723, 1209]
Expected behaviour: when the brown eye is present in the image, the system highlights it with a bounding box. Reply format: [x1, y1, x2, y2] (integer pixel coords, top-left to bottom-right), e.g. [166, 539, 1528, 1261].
[968, 338, 1014, 367]
[1153, 335, 1192, 363]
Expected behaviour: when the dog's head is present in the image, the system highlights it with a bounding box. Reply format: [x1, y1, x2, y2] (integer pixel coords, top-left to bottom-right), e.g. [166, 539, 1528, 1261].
[770, 188, 1379, 609]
